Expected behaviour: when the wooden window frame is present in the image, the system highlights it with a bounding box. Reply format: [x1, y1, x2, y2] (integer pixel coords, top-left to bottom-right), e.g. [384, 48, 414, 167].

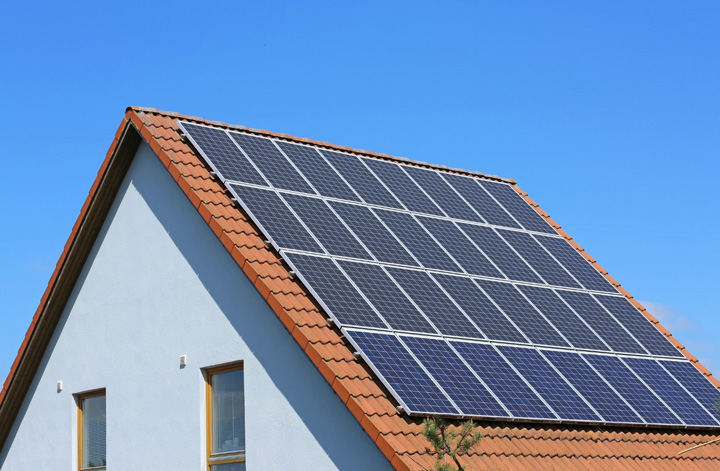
[205, 362, 245, 470]
[77, 389, 106, 471]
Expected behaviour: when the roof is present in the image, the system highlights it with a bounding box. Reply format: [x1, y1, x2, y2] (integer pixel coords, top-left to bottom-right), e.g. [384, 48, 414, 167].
[2, 107, 719, 469]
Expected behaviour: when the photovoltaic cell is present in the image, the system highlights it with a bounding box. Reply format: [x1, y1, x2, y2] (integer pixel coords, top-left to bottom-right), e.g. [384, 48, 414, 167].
[402, 336, 509, 417]
[386, 267, 483, 339]
[281, 194, 372, 260]
[180, 123, 267, 186]
[283, 253, 386, 328]
[329, 202, 418, 266]
[349, 331, 458, 415]
[518, 286, 608, 351]
[583, 354, 681, 425]
[594, 295, 682, 358]
[498, 230, 581, 289]
[557, 291, 646, 355]
[498, 346, 600, 422]
[433, 274, 528, 343]
[403, 166, 483, 222]
[660, 361, 720, 424]
[542, 350, 641, 424]
[320, 150, 404, 209]
[417, 217, 503, 278]
[275, 141, 360, 201]
[338, 261, 437, 334]
[459, 224, 542, 283]
[375, 210, 462, 272]
[452, 341, 556, 420]
[228, 184, 322, 253]
[534, 235, 617, 293]
[624, 357, 718, 426]
[476, 280, 570, 348]
[229, 132, 316, 194]
[441, 173, 521, 229]
[363, 158, 445, 216]
[478, 180, 555, 234]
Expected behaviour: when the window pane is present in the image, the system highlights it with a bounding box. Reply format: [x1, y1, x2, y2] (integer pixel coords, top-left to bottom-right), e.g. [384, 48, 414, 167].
[81, 395, 106, 469]
[210, 462, 246, 471]
[212, 369, 245, 453]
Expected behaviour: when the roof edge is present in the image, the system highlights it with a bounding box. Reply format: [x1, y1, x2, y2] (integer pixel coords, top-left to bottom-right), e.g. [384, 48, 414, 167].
[126, 106, 516, 184]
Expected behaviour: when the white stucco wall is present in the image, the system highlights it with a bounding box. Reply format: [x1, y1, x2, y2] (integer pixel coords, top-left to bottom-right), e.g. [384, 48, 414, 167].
[0, 141, 393, 471]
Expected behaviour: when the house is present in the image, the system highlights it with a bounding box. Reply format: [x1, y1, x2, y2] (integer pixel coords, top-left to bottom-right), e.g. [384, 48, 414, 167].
[1, 107, 718, 470]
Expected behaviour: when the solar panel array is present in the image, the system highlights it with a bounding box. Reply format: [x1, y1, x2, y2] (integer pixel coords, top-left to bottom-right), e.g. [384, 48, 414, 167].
[179, 121, 720, 428]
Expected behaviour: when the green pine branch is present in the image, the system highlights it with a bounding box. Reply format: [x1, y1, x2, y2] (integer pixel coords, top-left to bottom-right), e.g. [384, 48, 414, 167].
[421, 418, 483, 471]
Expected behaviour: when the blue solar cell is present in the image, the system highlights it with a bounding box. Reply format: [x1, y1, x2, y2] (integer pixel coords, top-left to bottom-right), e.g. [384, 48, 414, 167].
[478, 180, 555, 234]
[433, 274, 528, 344]
[458, 224, 542, 283]
[624, 357, 718, 426]
[402, 336, 509, 417]
[375, 210, 462, 272]
[329, 202, 418, 266]
[348, 331, 458, 415]
[542, 350, 641, 424]
[228, 184, 322, 253]
[660, 361, 720, 425]
[338, 261, 437, 334]
[534, 235, 617, 293]
[283, 253, 386, 328]
[180, 122, 268, 186]
[594, 295, 682, 358]
[518, 286, 608, 351]
[386, 267, 484, 339]
[363, 159, 445, 216]
[583, 354, 681, 425]
[403, 167, 483, 222]
[320, 150, 405, 209]
[441, 173, 521, 229]
[229, 132, 316, 194]
[498, 230, 581, 289]
[182, 123, 268, 186]
[475, 280, 570, 348]
[275, 141, 360, 201]
[498, 346, 600, 422]
[557, 291, 646, 355]
[281, 194, 372, 260]
[452, 341, 556, 420]
[417, 217, 502, 278]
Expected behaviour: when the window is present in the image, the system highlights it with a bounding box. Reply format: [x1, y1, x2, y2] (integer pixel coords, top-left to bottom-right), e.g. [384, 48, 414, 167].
[77, 390, 106, 471]
[206, 363, 245, 470]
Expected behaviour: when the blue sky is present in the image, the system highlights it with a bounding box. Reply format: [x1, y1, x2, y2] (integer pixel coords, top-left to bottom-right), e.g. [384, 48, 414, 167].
[1, 2, 718, 381]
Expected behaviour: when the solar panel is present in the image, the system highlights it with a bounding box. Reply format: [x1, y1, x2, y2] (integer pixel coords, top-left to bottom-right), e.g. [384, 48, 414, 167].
[401, 336, 509, 417]
[275, 141, 360, 201]
[180, 121, 717, 430]
[498, 230, 581, 289]
[385, 267, 484, 339]
[346, 331, 459, 415]
[320, 149, 404, 209]
[362, 158, 445, 216]
[497, 346, 601, 422]
[403, 166, 484, 222]
[477, 179, 556, 234]
[229, 131, 315, 194]
[417, 217, 503, 278]
[542, 349, 642, 424]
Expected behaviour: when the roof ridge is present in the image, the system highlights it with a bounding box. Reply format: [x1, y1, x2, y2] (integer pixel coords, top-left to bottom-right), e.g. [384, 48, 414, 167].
[126, 106, 516, 184]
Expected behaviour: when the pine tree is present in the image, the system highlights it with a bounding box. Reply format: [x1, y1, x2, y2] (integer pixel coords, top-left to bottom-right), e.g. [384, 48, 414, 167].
[420, 418, 483, 471]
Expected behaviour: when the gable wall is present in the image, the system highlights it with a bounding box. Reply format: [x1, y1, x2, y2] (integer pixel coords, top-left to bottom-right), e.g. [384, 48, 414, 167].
[0, 141, 393, 470]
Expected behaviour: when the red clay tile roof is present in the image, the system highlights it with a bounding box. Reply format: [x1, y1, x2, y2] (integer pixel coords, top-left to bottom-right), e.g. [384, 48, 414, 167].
[2, 107, 719, 469]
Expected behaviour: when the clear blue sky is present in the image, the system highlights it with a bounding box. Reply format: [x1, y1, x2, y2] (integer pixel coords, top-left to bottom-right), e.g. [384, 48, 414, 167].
[1, 2, 718, 382]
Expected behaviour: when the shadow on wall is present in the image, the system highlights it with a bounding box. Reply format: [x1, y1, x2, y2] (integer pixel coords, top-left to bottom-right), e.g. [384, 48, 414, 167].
[133, 149, 392, 470]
